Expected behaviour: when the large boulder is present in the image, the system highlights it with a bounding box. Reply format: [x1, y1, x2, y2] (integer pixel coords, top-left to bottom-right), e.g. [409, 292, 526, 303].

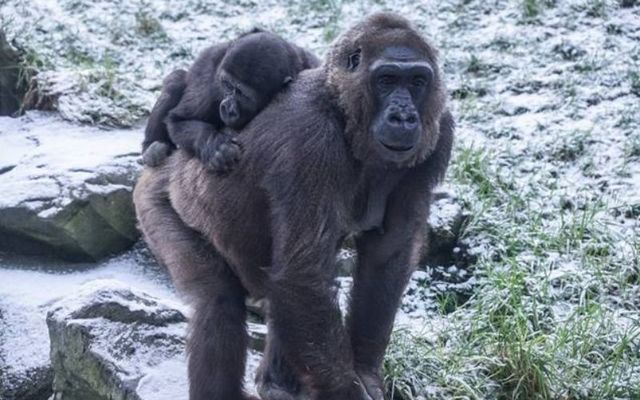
[0, 112, 141, 261]
[46, 279, 264, 400]
[0, 30, 24, 116]
[46, 280, 189, 400]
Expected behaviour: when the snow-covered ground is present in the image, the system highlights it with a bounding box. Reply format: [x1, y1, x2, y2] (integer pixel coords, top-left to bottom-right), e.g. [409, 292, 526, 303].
[1, 0, 639, 399]
[0, 246, 174, 391]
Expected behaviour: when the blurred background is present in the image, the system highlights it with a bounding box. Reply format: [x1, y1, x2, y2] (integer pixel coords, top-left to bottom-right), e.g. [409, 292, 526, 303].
[0, 1, 639, 399]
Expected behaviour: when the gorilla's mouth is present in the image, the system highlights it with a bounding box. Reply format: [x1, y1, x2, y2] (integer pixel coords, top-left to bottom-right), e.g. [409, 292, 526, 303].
[380, 142, 413, 152]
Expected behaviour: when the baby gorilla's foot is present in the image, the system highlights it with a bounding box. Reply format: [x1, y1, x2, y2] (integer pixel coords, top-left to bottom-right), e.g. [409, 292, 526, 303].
[199, 133, 242, 174]
[142, 141, 172, 167]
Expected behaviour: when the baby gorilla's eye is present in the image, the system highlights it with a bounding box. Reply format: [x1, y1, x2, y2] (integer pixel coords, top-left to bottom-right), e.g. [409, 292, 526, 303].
[222, 79, 234, 92]
[347, 49, 361, 71]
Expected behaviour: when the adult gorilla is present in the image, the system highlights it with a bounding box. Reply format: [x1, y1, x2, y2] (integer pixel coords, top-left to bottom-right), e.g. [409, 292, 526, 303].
[134, 12, 453, 400]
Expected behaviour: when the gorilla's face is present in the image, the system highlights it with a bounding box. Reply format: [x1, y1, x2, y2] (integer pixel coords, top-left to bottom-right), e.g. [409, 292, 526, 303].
[219, 73, 261, 130]
[369, 47, 433, 164]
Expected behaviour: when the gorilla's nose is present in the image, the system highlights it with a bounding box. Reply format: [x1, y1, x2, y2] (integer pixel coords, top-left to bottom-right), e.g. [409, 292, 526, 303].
[386, 107, 419, 130]
[221, 101, 239, 123]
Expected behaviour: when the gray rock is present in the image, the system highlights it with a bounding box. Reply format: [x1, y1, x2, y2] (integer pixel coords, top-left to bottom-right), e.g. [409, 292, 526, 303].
[46, 280, 189, 400]
[0, 364, 53, 400]
[0, 295, 53, 400]
[0, 112, 142, 262]
[0, 30, 25, 116]
[421, 191, 470, 267]
[46, 279, 265, 400]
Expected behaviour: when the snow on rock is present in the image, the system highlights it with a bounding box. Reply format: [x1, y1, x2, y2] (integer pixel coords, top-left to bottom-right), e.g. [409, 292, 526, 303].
[422, 190, 471, 268]
[38, 273, 263, 400]
[0, 111, 142, 261]
[46, 279, 189, 400]
[0, 247, 176, 400]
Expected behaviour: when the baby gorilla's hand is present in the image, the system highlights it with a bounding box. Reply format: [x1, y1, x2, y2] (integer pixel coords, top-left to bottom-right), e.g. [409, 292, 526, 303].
[142, 141, 172, 167]
[197, 132, 242, 174]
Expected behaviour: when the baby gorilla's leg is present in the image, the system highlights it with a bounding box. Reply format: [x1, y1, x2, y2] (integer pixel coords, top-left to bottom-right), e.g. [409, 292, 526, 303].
[142, 141, 173, 167]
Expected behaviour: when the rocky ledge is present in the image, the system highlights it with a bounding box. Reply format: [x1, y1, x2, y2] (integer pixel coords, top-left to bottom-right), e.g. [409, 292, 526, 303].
[0, 112, 141, 261]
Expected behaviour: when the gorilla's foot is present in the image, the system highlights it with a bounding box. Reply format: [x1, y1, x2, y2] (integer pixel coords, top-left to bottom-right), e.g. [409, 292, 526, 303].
[257, 382, 303, 400]
[356, 369, 385, 400]
[142, 141, 172, 167]
[256, 364, 305, 400]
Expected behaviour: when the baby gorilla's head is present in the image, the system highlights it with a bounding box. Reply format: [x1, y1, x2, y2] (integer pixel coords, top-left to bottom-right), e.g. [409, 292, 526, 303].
[217, 31, 297, 129]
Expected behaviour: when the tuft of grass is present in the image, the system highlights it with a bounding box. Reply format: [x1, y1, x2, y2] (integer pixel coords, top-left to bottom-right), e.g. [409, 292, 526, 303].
[625, 134, 640, 159]
[619, 0, 638, 7]
[629, 70, 640, 96]
[465, 54, 484, 74]
[550, 130, 590, 162]
[135, 10, 167, 39]
[522, 0, 541, 18]
[584, 0, 608, 17]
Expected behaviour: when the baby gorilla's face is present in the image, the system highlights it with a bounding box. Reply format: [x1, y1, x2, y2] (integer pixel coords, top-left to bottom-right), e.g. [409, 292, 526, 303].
[219, 74, 261, 130]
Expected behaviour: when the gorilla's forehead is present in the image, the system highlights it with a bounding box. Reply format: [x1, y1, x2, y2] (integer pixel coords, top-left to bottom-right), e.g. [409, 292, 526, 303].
[379, 46, 420, 61]
[369, 46, 432, 71]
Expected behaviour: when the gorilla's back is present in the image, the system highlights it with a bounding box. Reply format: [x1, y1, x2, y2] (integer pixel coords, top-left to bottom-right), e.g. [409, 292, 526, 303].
[164, 68, 353, 296]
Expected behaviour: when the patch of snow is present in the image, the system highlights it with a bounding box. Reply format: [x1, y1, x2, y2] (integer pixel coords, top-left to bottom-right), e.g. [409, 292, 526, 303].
[0, 111, 141, 215]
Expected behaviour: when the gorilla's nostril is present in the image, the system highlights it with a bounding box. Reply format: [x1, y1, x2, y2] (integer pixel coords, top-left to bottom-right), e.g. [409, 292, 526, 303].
[406, 114, 417, 124]
[389, 115, 402, 125]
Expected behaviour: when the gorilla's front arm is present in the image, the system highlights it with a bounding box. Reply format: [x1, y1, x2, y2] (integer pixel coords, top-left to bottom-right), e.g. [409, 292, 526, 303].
[263, 122, 365, 398]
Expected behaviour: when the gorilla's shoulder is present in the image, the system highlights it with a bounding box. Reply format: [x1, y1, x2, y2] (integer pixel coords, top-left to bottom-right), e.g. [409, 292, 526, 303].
[246, 69, 345, 150]
[241, 69, 351, 178]
[275, 69, 342, 124]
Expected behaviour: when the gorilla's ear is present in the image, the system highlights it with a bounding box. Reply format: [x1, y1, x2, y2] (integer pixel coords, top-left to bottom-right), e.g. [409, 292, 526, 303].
[283, 76, 293, 85]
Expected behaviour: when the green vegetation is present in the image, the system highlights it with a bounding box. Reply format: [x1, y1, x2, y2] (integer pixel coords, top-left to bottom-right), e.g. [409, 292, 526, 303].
[384, 141, 640, 399]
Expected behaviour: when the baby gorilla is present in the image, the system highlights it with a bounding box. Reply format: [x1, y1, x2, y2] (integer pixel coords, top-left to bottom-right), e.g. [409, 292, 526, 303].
[142, 30, 319, 171]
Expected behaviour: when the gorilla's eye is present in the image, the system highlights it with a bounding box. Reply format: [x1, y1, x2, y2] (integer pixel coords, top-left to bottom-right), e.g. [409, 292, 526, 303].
[347, 49, 361, 71]
[222, 80, 233, 91]
[412, 76, 428, 87]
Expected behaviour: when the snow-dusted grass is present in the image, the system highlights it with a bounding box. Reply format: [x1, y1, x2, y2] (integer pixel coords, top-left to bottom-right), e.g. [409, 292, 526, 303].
[1, 0, 639, 398]
[382, 1, 640, 398]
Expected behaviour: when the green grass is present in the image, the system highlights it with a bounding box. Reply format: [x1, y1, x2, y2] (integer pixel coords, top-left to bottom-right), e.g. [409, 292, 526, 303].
[522, 0, 541, 18]
[383, 140, 640, 398]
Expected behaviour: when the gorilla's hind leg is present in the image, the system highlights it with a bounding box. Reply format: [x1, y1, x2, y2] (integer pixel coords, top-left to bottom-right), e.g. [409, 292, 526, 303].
[188, 265, 253, 400]
[133, 169, 256, 400]
[256, 320, 305, 400]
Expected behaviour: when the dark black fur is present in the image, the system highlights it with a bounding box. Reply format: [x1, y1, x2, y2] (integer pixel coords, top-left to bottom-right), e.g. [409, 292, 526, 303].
[134, 12, 454, 400]
[142, 69, 187, 167]
[142, 30, 319, 171]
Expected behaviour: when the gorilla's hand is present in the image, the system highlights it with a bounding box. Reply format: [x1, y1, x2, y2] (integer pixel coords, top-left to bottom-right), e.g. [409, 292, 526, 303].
[196, 131, 242, 173]
[142, 141, 172, 167]
[356, 368, 385, 400]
